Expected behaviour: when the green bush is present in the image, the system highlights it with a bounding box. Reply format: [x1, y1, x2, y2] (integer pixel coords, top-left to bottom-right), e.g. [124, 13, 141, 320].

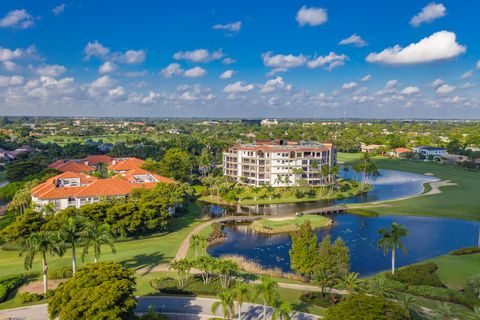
[150, 275, 233, 296]
[407, 285, 479, 309]
[19, 292, 44, 303]
[48, 266, 73, 279]
[0, 274, 26, 302]
[387, 263, 444, 287]
[300, 292, 344, 307]
[449, 247, 480, 255]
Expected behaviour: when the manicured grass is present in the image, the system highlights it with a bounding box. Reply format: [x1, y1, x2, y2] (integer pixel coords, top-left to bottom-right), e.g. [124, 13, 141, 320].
[250, 215, 332, 234]
[0, 171, 6, 182]
[339, 152, 480, 221]
[429, 253, 480, 290]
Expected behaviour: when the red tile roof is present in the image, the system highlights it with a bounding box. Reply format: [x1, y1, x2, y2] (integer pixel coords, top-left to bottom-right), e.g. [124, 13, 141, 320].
[395, 148, 411, 154]
[84, 155, 113, 165]
[48, 160, 95, 173]
[108, 158, 145, 171]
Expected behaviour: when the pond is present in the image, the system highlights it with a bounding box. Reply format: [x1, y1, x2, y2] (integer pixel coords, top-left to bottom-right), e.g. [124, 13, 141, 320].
[207, 214, 479, 276]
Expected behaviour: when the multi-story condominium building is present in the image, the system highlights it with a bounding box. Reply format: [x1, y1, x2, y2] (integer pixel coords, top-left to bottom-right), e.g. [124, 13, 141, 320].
[223, 140, 336, 187]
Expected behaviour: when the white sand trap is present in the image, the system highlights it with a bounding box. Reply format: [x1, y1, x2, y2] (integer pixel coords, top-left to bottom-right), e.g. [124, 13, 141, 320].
[424, 172, 434, 176]
[425, 180, 457, 195]
[267, 216, 297, 221]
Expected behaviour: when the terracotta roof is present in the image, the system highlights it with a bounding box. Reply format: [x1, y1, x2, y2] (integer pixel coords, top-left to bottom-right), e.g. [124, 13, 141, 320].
[84, 155, 113, 165]
[32, 172, 98, 200]
[48, 160, 95, 173]
[395, 148, 411, 153]
[108, 157, 145, 171]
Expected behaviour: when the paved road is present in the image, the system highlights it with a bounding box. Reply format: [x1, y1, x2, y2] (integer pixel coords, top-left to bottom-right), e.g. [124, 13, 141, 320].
[0, 296, 320, 320]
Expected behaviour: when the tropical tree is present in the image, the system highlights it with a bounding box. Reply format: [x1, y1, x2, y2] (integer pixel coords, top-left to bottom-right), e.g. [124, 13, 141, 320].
[254, 276, 279, 320]
[396, 293, 416, 315]
[190, 234, 207, 258]
[216, 259, 238, 288]
[19, 231, 64, 293]
[169, 259, 191, 288]
[233, 283, 251, 320]
[467, 274, 480, 298]
[272, 302, 292, 320]
[367, 276, 394, 298]
[59, 214, 85, 274]
[377, 223, 409, 275]
[81, 222, 116, 263]
[339, 272, 363, 294]
[313, 270, 335, 296]
[434, 302, 456, 320]
[289, 220, 317, 279]
[212, 289, 236, 319]
[467, 307, 480, 320]
[194, 255, 217, 284]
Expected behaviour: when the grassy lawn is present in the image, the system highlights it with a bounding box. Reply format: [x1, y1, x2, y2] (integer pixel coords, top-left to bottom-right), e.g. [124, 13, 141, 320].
[0, 171, 6, 182]
[250, 215, 332, 234]
[338, 152, 480, 221]
[429, 253, 480, 290]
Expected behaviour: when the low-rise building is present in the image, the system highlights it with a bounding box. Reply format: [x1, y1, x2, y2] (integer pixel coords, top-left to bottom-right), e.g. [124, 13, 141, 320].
[223, 139, 336, 187]
[361, 143, 386, 154]
[413, 146, 447, 157]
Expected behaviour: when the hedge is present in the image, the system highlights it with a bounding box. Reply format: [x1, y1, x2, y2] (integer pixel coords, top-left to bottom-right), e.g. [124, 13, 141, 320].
[0, 274, 26, 302]
[387, 263, 444, 287]
[150, 275, 234, 296]
[449, 247, 480, 255]
[300, 292, 345, 308]
[48, 266, 73, 279]
[406, 285, 480, 309]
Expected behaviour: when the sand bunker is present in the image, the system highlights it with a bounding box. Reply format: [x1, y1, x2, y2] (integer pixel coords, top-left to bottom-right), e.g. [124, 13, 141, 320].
[424, 180, 457, 195]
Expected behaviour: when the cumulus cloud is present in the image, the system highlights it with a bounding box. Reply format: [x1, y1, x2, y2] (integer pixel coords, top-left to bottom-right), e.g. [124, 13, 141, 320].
[0, 9, 34, 29]
[212, 21, 242, 34]
[99, 61, 117, 74]
[223, 81, 254, 93]
[366, 31, 466, 65]
[184, 66, 206, 78]
[0, 46, 38, 62]
[410, 3, 446, 27]
[36, 64, 66, 77]
[342, 82, 357, 90]
[0, 75, 24, 87]
[296, 6, 327, 26]
[173, 49, 224, 63]
[260, 76, 291, 93]
[385, 79, 399, 89]
[90, 75, 115, 88]
[360, 74, 372, 82]
[460, 70, 473, 80]
[3, 61, 19, 72]
[436, 84, 455, 94]
[161, 63, 183, 78]
[338, 34, 367, 47]
[52, 4, 66, 15]
[400, 86, 420, 95]
[477, 60, 480, 70]
[262, 52, 307, 69]
[84, 41, 110, 60]
[427, 78, 445, 88]
[219, 70, 234, 80]
[307, 52, 348, 71]
[84, 41, 145, 64]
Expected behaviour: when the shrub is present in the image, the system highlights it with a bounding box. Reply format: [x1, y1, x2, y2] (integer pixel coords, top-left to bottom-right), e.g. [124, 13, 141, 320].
[449, 247, 480, 255]
[0, 274, 26, 302]
[20, 292, 44, 303]
[387, 263, 444, 287]
[324, 294, 410, 320]
[300, 292, 344, 307]
[407, 285, 479, 309]
[150, 275, 233, 296]
[48, 266, 73, 279]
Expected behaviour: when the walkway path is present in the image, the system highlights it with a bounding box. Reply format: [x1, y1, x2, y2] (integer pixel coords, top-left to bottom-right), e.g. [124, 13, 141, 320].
[0, 296, 320, 320]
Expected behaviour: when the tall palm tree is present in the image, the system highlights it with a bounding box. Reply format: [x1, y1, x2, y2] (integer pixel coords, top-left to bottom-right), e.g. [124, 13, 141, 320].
[19, 231, 64, 293]
[272, 302, 292, 320]
[59, 215, 85, 274]
[254, 276, 279, 320]
[81, 222, 116, 263]
[212, 289, 235, 319]
[233, 283, 251, 320]
[377, 223, 409, 275]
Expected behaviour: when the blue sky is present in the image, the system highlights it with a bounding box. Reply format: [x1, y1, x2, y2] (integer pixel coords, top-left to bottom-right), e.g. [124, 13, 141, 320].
[0, 0, 479, 118]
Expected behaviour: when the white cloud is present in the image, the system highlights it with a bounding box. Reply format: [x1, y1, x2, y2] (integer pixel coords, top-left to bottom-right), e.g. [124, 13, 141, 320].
[477, 60, 480, 70]
[161, 63, 183, 78]
[351, 95, 374, 103]
[223, 81, 254, 93]
[427, 78, 445, 88]
[262, 52, 307, 70]
[84, 41, 110, 60]
[296, 6, 327, 26]
[3, 61, 19, 72]
[0, 75, 24, 87]
[400, 86, 420, 95]
[212, 21, 242, 33]
[115, 50, 145, 64]
[342, 82, 357, 90]
[385, 79, 399, 89]
[360, 74, 372, 82]
[222, 57, 236, 65]
[338, 34, 367, 47]
[90, 75, 115, 88]
[460, 70, 473, 80]
[36, 64, 66, 77]
[52, 4, 66, 15]
[436, 84, 455, 94]
[260, 76, 291, 93]
[184, 66, 206, 78]
[173, 49, 223, 63]
[99, 61, 117, 74]
[410, 3, 446, 27]
[0, 9, 34, 29]
[307, 52, 348, 71]
[124, 70, 147, 78]
[366, 31, 466, 65]
[219, 70, 234, 80]
[107, 86, 126, 99]
[0, 46, 38, 62]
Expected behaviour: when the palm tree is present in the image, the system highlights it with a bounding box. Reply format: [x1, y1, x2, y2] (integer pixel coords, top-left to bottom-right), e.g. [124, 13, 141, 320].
[434, 302, 455, 320]
[396, 293, 416, 313]
[81, 222, 116, 263]
[367, 276, 394, 298]
[272, 302, 292, 320]
[467, 274, 480, 298]
[19, 231, 64, 293]
[254, 276, 279, 320]
[212, 289, 235, 319]
[190, 234, 207, 258]
[59, 215, 85, 274]
[339, 272, 363, 294]
[377, 223, 409, 275]
[467, 307, 480, 320]
[233, 283, 251, 320]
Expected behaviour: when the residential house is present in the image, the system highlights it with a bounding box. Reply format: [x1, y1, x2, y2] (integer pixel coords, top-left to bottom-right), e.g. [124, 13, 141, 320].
[413, 146, 447, 157]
